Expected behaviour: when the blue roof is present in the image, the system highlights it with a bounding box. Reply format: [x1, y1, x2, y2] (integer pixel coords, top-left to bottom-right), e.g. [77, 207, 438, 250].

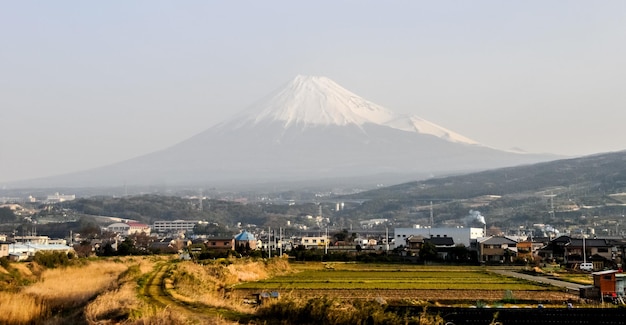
[235, 230, 256, 241]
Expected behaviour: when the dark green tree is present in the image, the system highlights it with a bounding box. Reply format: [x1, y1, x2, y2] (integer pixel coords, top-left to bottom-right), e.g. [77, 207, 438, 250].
[333, 229, 349, 242]
[451, 244, 471, 261]
[0, 207, 16, 223]
[117, 238, 135, 255]
[419, 241, 438, 261]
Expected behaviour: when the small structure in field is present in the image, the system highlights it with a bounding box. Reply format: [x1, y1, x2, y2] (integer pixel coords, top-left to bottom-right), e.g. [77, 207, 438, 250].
[580, 269, 626, 303]
[252, 291, 280, 304]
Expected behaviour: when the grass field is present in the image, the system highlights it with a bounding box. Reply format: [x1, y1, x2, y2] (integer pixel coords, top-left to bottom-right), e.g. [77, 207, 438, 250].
[234, 262, 577, 304]
[236, 262, 547, 290]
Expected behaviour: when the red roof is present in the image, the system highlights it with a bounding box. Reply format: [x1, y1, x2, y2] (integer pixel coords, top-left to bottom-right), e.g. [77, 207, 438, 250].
[127, 222, 148, 227]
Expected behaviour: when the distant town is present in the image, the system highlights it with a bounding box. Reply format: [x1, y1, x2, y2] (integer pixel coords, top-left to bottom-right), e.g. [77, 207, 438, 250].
[3, 190, 626, 278]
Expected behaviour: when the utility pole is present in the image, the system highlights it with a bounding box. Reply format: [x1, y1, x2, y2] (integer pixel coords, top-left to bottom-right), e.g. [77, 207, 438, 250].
[279, 227, 283, 256]
[430, 201, 434, 227]
[325, 227, 328, 255]
[198, 189, 203, 212]
[385, 227, 389, 252]
[268, 227, 271, 258]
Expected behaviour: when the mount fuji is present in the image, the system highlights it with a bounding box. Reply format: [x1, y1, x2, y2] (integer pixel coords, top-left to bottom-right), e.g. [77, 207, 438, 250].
[15, 75, 559, 188]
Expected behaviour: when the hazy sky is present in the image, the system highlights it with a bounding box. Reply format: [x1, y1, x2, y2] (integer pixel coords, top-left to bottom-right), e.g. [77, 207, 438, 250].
[1, 1, 625, 184]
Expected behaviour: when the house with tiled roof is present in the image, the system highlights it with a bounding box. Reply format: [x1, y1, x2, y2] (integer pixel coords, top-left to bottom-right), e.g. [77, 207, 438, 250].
[234, 230, 257, 250]
[424, 235, 456, 260]
[0, 240, 10, 258]
[478, 236, 518, 264]
[537, 235, 619, 271]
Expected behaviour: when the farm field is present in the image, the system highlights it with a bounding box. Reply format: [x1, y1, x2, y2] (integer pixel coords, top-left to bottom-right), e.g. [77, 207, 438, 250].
[234, 262, 579, 304]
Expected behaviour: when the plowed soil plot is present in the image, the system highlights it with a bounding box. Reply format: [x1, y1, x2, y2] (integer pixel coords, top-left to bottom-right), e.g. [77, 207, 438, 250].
[234, 263, 578, 304]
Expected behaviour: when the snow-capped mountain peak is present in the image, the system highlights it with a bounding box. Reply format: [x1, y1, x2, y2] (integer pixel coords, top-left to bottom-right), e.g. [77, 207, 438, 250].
[224, 75, 479, 146]
[233, 75, 396, 127]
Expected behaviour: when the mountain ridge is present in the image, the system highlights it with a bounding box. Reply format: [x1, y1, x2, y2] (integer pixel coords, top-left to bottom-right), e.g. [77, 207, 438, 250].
[335, 150, 626, 228]
[5, 76, 560, 188]
[219, 75, 479, 146]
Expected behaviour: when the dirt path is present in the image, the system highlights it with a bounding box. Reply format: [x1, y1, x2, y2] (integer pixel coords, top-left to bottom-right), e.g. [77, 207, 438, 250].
[141, 262, 253, 324]
[490, 269, 586, 293]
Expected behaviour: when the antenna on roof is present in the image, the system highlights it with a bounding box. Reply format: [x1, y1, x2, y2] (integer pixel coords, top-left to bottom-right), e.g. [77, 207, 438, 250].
[545, 192, 556, 220]
[430, 201, 434, 227]
[198, 189, 203, 212]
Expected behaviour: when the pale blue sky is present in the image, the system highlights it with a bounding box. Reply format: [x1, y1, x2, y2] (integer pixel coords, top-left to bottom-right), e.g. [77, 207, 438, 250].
[1, 1, 625, 183]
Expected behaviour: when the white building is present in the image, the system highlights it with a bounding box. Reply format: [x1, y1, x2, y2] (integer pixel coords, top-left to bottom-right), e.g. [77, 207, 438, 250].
[8, 243, 74, 261]
[300, 236, 330, 249]
[153, 220, 200, 233]
[0, 241, 9, 258]
[394, 227, 484, 248]
[14, 236, 51, 245]
[105, 222, 151, 236]
[45, 193, 76, 203]
[359, 218, 388, 228]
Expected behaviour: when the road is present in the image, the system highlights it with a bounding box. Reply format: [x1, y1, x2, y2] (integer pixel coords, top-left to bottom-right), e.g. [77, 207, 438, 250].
[491, 269, 587, 293]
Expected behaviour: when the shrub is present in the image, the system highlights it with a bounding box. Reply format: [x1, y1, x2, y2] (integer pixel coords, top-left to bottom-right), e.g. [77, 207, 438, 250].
[0, 256, 9, 269]
[501, 290, 516, 303]
[255, 297, 446, 325]
[33, 251, 72, 268]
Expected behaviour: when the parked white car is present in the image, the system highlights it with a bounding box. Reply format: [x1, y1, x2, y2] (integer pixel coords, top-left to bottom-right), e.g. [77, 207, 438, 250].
[580, 262, 593, 271]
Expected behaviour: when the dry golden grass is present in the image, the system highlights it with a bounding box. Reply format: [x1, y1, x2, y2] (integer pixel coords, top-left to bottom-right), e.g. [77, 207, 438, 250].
[0, 291, 48, 324]
[170, 262, 247, 312]
[225, 258, 291, 284]
[169, 258, 292, 314]
[86, 283, 200, 325]
[1, 256, 287, 324]
[123, 307, 194, 325]
[23, 260, 128, 310]
[84, 256, 203, 325]
[85, 282, 139, 324]
[85, 257, 160, 324]
[0, 259, 129, 324]
[13, 261, 44, 275]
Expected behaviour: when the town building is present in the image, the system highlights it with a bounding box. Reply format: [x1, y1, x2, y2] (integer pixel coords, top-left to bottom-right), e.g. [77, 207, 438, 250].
[105, 222, 151, 237]
[13, 236, 51, 245]
[538, 235, 616, 271]
[394, 227, 484, 248]
[477, 236, 518, 263]
[300, 236, 330, 249]
[45, 193, 76, 203]
[0, 241, 10, 258]
[153, 220, 201, 233]
[234, 230, 257, 250]
[7, 243, 74, 261]
[580, 270, 626, 302]
[205, 238, 234, 250]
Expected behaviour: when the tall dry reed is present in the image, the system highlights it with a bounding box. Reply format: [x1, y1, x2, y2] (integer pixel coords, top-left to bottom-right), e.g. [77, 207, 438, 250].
[84, 257, 160, 323]
[169, 258, 291, 314]
[0, 292, 48, 324]
[1, 260, 128, 324]
[84, 282, 139, 323]
[0, 259, 128, 324]
[23, 260, 128, 310]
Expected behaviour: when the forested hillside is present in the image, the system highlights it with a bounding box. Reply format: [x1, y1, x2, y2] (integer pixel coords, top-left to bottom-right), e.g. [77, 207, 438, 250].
[333, 151, 626, 229]
[63, 194, 324, 229]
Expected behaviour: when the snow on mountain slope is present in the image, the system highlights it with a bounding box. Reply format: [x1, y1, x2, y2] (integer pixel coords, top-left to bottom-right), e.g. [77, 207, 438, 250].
[383, 115, 480, 145]
[227, 75, 395, 127]
[223, 75, 479, 146]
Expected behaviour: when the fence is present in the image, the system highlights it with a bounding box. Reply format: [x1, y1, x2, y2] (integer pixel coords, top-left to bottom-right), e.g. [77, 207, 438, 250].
[387, 306, 626, 325]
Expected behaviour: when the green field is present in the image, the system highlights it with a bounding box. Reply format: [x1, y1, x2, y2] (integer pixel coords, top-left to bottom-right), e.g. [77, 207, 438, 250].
[234, 262, 549, 291]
